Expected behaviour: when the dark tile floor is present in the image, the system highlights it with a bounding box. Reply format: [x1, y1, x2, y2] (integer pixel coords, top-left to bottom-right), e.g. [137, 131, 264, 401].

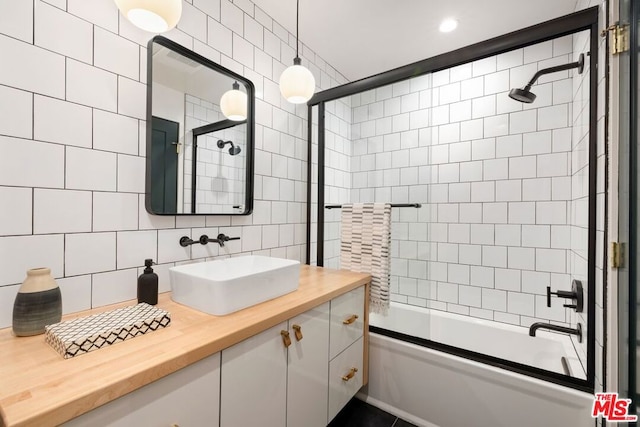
[328, 398, 418, 427]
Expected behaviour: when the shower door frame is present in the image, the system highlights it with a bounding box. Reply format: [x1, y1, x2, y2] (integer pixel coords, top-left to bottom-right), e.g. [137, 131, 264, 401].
[306, 7, 600, 392]
[618, 0, 638, 409]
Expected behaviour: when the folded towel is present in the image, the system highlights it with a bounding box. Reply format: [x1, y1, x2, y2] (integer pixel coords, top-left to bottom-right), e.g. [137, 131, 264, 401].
[340, 203, 391, 315]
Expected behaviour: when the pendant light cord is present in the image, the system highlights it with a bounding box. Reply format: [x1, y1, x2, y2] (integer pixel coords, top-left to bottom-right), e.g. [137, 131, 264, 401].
[296, 0, 300, 58]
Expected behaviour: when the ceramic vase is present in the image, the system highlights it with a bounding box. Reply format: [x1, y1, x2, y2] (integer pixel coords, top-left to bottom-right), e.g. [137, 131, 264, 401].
[12, 268, 62, 337]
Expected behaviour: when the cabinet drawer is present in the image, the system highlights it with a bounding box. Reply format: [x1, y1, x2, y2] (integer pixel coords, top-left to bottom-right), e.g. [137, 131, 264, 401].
[64, 353, 220, 427]
[329, 286, 365, 359]
[327, 336, 364, 422]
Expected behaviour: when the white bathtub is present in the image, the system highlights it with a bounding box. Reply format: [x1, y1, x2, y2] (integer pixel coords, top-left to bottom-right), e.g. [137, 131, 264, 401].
[361, 302, 594, 427]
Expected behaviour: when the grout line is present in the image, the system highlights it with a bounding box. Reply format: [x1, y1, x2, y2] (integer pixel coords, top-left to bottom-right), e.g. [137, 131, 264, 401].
[31, 0, 35, 46]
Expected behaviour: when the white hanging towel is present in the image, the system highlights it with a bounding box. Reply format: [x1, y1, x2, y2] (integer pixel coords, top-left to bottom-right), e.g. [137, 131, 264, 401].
[340, 203, 391, 315]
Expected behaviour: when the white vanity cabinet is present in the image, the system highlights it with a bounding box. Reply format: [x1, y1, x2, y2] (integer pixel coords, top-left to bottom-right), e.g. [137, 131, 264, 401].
[329, 286, 365, 359]
[62, 285, 366, 427]
[220, 285, 367, 427]
[220, 303, 331, 427]
[63, 352, 221, 427]
[287, 303, 331, 427]
[220, 321, 289, 427]
[327, 286, 366, 422]
[328, 336, 364, 421]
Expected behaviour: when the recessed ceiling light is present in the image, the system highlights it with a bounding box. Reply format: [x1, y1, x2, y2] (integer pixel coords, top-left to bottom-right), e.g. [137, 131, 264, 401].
[439, 18, 458, 33]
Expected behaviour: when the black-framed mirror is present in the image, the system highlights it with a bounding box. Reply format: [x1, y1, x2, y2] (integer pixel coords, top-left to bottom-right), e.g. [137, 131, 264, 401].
[146, 36, 254, 215]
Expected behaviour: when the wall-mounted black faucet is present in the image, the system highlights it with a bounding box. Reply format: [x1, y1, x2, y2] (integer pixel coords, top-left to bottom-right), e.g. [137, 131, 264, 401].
[201, 233, 240, 247]
[529, 322, 582, 343]
[180, 234, 240, 247]
[546, 279, 583, 312]
[179, 236, 199, 247]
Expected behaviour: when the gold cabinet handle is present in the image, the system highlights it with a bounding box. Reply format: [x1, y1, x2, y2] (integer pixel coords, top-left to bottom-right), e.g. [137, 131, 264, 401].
[281, 330, 291, 348]
[342, 367, 358, 381]
[292, 324, 303, 341]
[343, 314, 359, 325]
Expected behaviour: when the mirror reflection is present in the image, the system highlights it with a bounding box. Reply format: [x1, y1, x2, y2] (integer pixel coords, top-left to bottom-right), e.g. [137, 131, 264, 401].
[146, 36, 254, 215]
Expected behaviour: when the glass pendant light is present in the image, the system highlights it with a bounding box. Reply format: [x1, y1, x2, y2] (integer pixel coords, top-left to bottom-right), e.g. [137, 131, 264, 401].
[279, 0, 316, 104]
[114, 0, 182, 33]
[220, 81, 248, 121]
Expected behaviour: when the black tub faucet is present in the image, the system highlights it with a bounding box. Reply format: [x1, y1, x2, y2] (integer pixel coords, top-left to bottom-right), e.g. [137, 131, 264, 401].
[529, 322, 582, 343]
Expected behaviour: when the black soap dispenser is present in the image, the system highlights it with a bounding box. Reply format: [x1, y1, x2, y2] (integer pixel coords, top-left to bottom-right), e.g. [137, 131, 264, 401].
[138, 259, 158, 305]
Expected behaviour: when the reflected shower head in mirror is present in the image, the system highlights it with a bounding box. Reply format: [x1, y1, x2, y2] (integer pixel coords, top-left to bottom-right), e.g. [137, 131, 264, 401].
[509, 53, 585, 104]
[217, 139, 241, 156]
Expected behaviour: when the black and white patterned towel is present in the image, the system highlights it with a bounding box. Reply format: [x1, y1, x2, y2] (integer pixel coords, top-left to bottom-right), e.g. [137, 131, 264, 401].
[340, 203, 391, 315]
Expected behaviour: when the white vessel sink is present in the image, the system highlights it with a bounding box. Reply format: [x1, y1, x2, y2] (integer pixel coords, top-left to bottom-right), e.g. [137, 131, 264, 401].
[169, 256, 301, 315]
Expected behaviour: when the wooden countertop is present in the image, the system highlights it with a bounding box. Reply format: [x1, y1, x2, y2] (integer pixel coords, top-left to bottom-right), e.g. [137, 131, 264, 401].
[0, 265, 370, 427]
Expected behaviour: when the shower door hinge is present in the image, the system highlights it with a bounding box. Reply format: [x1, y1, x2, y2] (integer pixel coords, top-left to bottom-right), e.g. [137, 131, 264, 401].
[601, 24, 629, 55]
[610, 242, 624, 269]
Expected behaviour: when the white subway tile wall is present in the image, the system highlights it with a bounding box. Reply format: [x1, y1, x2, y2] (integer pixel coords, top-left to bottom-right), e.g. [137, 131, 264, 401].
[0, 0, 348, 327]
[345, 33, 592, 334]
[0, 86, 33, 140]
[321, 96, 353, 268]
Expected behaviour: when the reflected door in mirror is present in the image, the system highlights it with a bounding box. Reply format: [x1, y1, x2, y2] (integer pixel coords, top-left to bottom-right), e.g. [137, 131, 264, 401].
[151, 117, 179, 213]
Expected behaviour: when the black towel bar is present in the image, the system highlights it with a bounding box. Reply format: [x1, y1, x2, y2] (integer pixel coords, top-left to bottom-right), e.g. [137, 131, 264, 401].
[324, 203, 422, 209]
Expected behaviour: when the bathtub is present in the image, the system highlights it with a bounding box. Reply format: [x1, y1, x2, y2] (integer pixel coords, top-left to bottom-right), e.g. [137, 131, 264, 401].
[360, 302, 595, 427]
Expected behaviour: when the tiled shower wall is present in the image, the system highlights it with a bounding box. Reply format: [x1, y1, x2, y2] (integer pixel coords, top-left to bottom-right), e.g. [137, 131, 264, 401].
[307, 93, 353, 268]
[304, 0, 606, 392]
[350, 36, 582, 327]
[349, 74, 433, 306]
[321, 98, 353, 269]
[0, 0, 348, 328]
